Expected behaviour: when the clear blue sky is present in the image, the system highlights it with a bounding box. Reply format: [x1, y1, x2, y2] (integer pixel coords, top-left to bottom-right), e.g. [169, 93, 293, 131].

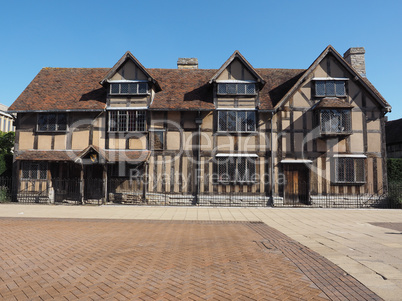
[1, 0, 401, 120]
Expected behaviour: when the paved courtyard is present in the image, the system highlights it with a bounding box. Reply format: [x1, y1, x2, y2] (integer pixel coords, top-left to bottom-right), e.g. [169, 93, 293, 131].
[0, 218, 380, 300]
[0, 205, 401, 300]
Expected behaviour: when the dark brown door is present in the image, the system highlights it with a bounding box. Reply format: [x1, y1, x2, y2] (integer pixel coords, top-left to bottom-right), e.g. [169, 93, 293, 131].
[283, 164, 309, 205]
[84, 164, 103, 200]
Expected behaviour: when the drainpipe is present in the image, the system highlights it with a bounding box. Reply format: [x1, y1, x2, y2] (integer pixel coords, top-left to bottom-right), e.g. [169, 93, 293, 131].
[195, 112, 203, 205]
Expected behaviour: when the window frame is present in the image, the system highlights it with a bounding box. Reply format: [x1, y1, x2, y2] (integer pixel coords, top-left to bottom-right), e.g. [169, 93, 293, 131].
[318, 109, 352, 135]
[21, 161, 48, 180]
[108, 110, 147, 132]
[314, 79, 347, 97]
[216, 156, 257, 184]
[37, 113, 68, 132]
[109, 81, 149, 95]
[217, 110, 257, 133]
[334, 157, 365, 184]
[149, 130, 165, 150]
[217, 82, 256, 96]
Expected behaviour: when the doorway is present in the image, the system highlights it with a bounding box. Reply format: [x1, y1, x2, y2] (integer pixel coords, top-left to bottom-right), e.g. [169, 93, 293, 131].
[84, 164, 104, 200]
[282, 164, 309, 205]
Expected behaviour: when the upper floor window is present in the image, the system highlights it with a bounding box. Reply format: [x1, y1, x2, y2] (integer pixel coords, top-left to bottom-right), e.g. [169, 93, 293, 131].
[319, 109, 351, 134]
[37, 113, 67, 132]
[149, 130, 164, 150]
[315, 80, 346, 97]
[218, 110, 256, 132]
[109, 110, 146, 132]
[334, 157, 365, 184]
[109, 82, 148, 95]
[217, 83, 256, 95]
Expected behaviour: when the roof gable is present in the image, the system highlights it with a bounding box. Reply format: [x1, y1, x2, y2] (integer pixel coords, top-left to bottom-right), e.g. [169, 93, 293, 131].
[209, 51, 266, 87]
[100, 51, 161, 91]
[274, 45, 391, 111]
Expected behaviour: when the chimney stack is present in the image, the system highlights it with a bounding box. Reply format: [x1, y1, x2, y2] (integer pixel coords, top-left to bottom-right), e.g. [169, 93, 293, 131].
[177, 58, 198, 69]
[343, 47, 366, 77]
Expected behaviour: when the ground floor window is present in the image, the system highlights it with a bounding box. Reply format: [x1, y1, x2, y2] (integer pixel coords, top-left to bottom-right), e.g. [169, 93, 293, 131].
[217, 156, 256, 184]
[335, 157, 365, 184]
[21, 162, 47, 180]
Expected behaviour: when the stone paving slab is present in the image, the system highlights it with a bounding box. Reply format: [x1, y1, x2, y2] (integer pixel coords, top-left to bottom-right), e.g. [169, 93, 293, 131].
[0, 218, 382, 300]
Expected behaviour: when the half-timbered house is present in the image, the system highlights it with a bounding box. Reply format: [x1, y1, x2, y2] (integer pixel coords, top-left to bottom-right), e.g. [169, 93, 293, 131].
[9, 45, 391, 206]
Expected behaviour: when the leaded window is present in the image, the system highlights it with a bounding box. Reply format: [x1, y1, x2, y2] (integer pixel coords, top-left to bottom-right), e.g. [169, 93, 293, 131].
[217, 157, 256, 184]
[320, 109, 351, 134]
[335, 157, 365, 184]
[218, 111, 256, 132]
[217, 83, 256, 95]
[21, 162, 47, 180]
[315, 80, 346, 97]
[149, 131, 164, 150]
[109, 82, 148, 95]
[109, 110, 146, 132]
[37, 113, 67, 132]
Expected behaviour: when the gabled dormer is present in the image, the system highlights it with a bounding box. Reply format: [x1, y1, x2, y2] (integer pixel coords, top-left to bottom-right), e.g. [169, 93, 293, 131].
[209, 51, 265, 107]
[100, 51, 161, 100]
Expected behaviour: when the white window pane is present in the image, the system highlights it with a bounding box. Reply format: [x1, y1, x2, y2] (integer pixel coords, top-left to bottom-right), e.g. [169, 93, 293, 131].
[218, 84, 227, 94]
[246, 84, 255, 94]
[118, 111, 127, 131]
[57, 114, 67, 131]
[227, 84, 236, 94]
[138, 83, 147, 94]
[111, 84, 119, 94]
[326, 81, 335, 96]
[237, 111, 247, 131]
[335, 81, 345, 96]
[136, 111, 146, 131]
[48, 114, 56, 131]
[246, 111, 256, 131]
[128, 83, 137, 94]
[316, 81, 325, 96]
[38, 114, 48, 131]
[227, 111, 236, 131]
[120, 83, 129, 94]
[218, 111, 227, 131]
[237, 84, 246, 94]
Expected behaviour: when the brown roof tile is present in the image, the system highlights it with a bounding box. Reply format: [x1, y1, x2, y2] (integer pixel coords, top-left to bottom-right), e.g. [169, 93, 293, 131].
[9, 67, 305, 112]
[15, 150, 78, 161]
[314, 98, 354, 109]
[9, 68, 109, 112]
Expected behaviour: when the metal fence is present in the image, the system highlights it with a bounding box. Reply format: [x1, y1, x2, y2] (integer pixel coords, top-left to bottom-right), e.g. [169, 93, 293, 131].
[2, 177, 402, 209]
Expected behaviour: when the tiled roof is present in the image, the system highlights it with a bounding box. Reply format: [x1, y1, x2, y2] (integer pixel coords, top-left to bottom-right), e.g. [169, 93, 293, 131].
[15, 150, 78, 161]
[9, 67, 305, 112]
[313, 98, 354, 109]
[15, 148, 150, 163]
[9, 68, 109, 112]
[256, 68, 305, 109]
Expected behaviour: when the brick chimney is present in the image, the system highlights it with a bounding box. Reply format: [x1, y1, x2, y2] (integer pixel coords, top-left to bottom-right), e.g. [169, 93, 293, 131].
[177, 58, 198, 69]
[343, 47, 366, 77]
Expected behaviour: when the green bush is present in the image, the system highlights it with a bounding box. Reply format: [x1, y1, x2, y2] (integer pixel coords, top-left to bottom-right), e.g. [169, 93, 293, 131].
[0, 186, 11, 203]
[387, 158, 402, 183]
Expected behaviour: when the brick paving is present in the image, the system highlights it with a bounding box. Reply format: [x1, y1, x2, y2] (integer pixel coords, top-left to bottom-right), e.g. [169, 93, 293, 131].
[0, 218, 381, 300]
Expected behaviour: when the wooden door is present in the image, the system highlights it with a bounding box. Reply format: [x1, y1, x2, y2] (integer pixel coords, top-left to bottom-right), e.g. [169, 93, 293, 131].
[283, 164, 309, 205]
[84, 164, 104, 200]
